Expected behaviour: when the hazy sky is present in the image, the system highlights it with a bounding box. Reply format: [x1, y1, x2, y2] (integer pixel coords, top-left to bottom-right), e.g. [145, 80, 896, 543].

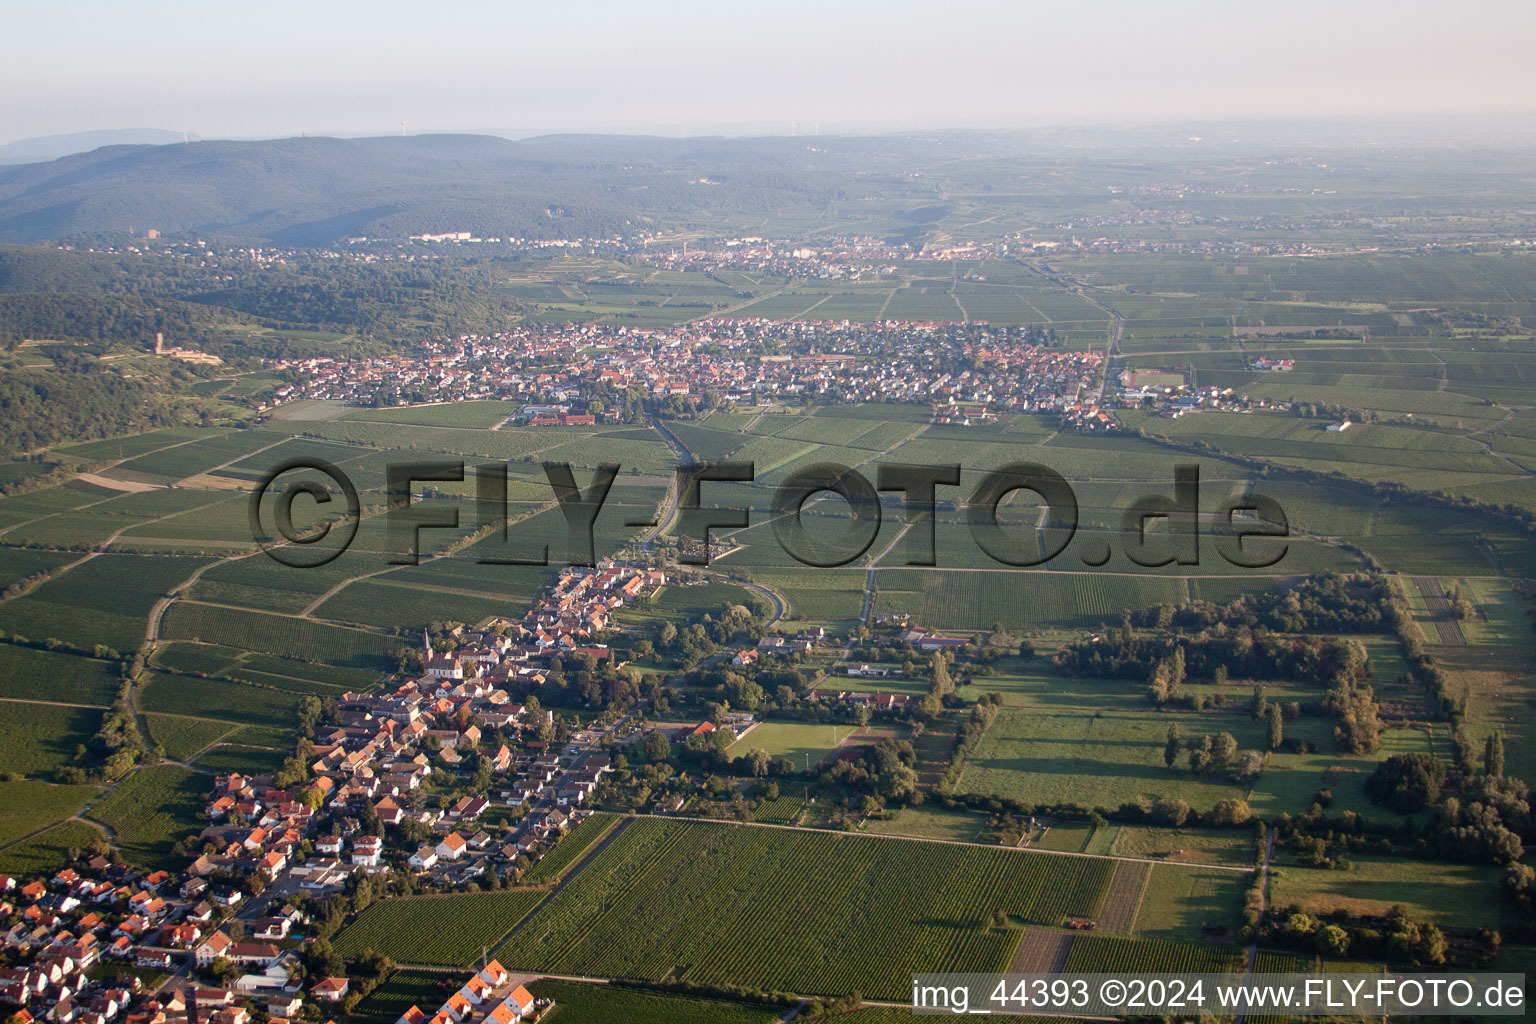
[5, 0, 1536, 143]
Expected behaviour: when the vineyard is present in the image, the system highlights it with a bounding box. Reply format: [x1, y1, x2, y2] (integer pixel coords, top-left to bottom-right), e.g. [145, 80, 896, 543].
[86, 764, 205, 866]
[160, 601, 400, 668]
[497, 818, 1115, 1000]
[527, 980, 781, 1024]
[522, 814, 620, 885]
[1062, 934, 1243, 974]
[751, 795, 805, 824]
[333, 891, 548, 966]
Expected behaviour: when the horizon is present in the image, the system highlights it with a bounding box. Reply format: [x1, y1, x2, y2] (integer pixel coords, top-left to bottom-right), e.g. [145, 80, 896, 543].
[6, 0, 1536, 147]
[8, 107, 1536, 158]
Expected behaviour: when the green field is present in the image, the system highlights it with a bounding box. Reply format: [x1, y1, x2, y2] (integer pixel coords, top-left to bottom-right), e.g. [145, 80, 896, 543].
[0, 644, 122, 705]
[522, 813, 619, 884]
[0, 819, 109, 877]
[530, 980, 783, 1024]
[332, 890, 549, 966]
[0, 780, 100, 848]
[862, 804, 991, 843]
[160, 602, 400, 668]
[1267, 854, 1505, 931]
[726, 721, 866, 769]
[1132, 864, 1249, 942]
[497, 817, 1115, 1000]
[1062, 933, 1243, 973]
[0, 701, 103, 777]
[752, 794, 806, 825]
[144, 713, 240, 761]
[349, 970, 454, 1024]
[86, 764, 206, 866]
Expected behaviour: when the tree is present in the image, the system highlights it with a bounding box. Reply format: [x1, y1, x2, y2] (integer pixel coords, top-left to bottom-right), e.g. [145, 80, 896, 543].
[1213, 732, 1239, 768]
[1163, 724, 1181, 768]
[643, 730, 672, 764]
[1267, 704, 1284, 751]
[1316, 924, 1351, 957]
[745, 747, 771, 778]
[1150, 798, 1191, 827]
[1365, 753, 1445, 813]
[1250, 685, 1268, 721]
[1484, 732, 1505, 777]
[930, 654, 953, 697]
[1211, 798, 1252, 825]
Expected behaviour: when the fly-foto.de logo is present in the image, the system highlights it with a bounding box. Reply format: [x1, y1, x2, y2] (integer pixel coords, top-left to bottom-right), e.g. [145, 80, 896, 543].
[249, 459, 1288, 571]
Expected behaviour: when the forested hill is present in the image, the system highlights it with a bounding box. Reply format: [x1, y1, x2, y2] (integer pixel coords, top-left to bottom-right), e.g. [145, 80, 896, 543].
[0, 133, 865, 244]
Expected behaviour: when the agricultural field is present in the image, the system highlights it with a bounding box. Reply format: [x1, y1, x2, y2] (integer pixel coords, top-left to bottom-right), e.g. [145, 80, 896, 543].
[332, 890, 549, 966]
[0, 553, 212, 654]
[144, 713, 240, 761]
[346, 970, 454, 1024]
[189, 744, 287, 776]
[1104, 826, 1257, 867]
[0, 701, 103, 777]
[862, 804, 991, 843]
[0, 644, 122, 705]
[497, 817, 1119, 1000]
[957, 660, 1432, 820]
[752, 794, 806, 825]
[522, 813, 620, 884]
[86, 764, 207, 866]
[139, 672, 304, 734]
[159, 602, 401, 668]
[0, 780, 100, 849]
[529, 980, 783, 1024]
[1062, 934, 1243, 974]
[1130, 865, 1249, 942]
[0, 819, 109, 878]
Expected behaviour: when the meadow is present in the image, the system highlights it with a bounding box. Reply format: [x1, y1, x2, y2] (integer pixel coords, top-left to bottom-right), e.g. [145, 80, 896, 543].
[1267, 854, 1505, 931]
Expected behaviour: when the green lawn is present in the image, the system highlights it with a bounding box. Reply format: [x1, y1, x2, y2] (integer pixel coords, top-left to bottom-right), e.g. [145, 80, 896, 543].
[863, 803, 991, 843]
[1132, 864, 1249, 941]
[726, 720, 864, 769]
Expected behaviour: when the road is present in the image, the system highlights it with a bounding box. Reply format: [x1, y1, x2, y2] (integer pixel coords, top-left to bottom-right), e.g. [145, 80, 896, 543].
[1234, 827, 1276, 1024]
[638, 404, 690, 552]
[641, 404, 786, 627]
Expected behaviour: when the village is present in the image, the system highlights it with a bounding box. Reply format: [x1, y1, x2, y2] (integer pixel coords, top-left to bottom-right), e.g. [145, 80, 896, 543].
[263, 319, 1105, 428]
[0, 549, 990, 1024]
[0, 565, 676, 1024]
